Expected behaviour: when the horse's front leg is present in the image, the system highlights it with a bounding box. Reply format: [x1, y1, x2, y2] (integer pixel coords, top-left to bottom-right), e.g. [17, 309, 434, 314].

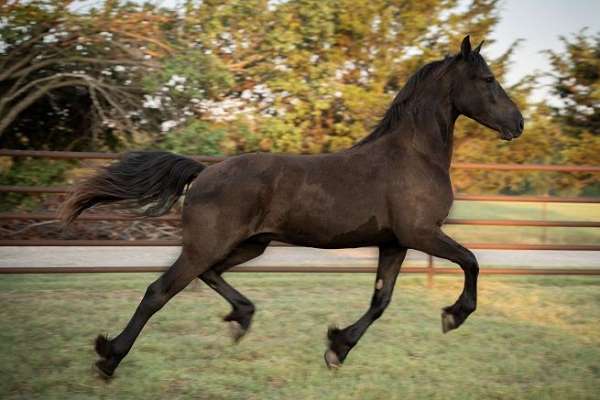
[324, 243, 407, 368]
[412, 227, 479, 333]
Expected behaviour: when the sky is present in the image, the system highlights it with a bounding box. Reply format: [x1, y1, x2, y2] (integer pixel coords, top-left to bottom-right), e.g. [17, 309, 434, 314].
[485, 0, 600, 100]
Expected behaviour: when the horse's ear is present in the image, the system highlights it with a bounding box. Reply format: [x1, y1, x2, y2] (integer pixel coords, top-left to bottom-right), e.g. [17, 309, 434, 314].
[460, 35, 471, 58]
[473, 40, 484, 55]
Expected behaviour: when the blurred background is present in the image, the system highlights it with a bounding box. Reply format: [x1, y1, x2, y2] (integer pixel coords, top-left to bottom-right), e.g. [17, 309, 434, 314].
[1, 0, 599, 196]
[1, 0, 599, 244]
[0, 1, 599, 399]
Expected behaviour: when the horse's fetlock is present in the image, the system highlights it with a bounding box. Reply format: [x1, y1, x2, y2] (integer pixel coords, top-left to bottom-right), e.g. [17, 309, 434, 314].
[239, 301, 255, 315]
[464, 299, 476, 313]
[95, 335, 113, 359]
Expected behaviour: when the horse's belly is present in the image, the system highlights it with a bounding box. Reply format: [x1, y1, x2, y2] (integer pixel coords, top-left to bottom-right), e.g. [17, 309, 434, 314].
[273, 214, 395, 249]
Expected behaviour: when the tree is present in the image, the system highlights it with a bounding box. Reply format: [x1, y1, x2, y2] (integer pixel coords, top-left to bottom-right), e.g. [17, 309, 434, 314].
[452, 30, 600, 197]
[0, 0, 521, 154]
[546, 30, 600, 137]
[0, 0, 173, 150]
[169, 0, 516, 154]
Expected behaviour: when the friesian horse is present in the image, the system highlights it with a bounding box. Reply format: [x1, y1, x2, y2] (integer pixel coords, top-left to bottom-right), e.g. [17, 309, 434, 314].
[61, 36, 524, 377]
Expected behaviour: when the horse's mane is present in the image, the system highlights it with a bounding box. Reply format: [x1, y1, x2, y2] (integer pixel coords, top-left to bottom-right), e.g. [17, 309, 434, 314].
[353, 55, 457, 147]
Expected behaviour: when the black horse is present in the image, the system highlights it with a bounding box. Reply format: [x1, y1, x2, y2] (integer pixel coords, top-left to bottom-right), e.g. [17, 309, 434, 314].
[61, 36, 524, 377]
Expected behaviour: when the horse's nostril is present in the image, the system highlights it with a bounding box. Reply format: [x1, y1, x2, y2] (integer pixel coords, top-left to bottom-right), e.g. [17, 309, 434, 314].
[518, 118, 524, 133]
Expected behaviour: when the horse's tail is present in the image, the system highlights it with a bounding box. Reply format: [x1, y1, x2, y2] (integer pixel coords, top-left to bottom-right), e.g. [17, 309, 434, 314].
[60, 151, 205, 225]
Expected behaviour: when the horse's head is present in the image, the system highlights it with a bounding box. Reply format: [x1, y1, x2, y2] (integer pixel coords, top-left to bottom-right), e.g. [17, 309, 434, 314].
[451, 36, 524, 141]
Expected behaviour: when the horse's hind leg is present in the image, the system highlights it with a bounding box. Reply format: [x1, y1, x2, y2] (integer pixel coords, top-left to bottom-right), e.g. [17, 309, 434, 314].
[325, 244, 407, 368]
[199, 241, 268, 342]
[94, 249, 213, 378]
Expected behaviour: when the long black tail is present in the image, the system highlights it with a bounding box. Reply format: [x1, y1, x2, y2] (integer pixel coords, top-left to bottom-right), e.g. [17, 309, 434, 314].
[60, 151, 205, 225]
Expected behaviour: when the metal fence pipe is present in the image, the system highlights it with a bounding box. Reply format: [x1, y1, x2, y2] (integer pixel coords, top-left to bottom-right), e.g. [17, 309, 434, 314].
[2, 150, 599, 172]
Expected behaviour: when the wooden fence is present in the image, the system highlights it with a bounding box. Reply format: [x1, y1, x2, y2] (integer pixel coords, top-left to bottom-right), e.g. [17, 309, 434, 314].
[1, 149, 598, 279]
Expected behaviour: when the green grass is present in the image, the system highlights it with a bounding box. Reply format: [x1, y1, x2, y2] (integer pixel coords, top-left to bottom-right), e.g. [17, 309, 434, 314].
[447, 201, 600, 244]
[1, 273, 599, 399]
[451, 200, 598, 221]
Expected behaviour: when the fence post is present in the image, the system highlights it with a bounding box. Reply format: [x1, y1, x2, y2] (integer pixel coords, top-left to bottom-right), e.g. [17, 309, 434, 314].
[427, 254, 434, 288]
[541, 196, 548, 243]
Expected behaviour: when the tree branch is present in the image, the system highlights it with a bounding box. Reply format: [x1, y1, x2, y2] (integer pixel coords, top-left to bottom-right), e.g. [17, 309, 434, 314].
[0, 79, 91, 136]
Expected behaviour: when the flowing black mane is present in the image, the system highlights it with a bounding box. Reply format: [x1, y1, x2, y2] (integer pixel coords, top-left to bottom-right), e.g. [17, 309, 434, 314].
[354, 56, 457, 147]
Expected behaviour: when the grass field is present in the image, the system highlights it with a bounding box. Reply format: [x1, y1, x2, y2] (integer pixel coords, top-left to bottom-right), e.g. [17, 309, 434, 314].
[1, 273, 599, 399]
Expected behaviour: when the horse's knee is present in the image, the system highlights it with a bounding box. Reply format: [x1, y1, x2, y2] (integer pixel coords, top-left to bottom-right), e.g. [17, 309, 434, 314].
[461, 251, 479, 275]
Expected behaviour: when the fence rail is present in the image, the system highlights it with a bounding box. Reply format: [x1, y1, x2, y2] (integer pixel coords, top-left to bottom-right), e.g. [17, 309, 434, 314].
[2, 265, 599, 275]
[1, 239, 599, 250]
[2, 185, 599, 204]
[1, 149, 598, 277]
[1, 212, 599, 227]
[2, 149, 600, 172]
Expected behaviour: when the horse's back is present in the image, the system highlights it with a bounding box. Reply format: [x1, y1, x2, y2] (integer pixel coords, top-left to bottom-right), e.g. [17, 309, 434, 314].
[183, 151, 392, 247]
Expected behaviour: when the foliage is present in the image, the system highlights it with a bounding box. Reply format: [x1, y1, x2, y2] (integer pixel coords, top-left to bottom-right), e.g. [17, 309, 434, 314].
[0, 0, 174, 151]
[546, 30, 600, 137]
[177, 0, 510, 153]
[143, 51, 234, 100]
[159, 120, 226, 156]
[0, 158, 70, 187]
[0, 0, 597, 198]
[0, 158, 74, 210]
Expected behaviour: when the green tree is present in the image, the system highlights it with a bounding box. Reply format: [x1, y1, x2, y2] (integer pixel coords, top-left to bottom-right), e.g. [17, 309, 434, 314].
[0, 0, 174, 151]
[3, 0, 597, 198]
[546, 30, 600, 137]
[159, 120, 226, 156]
[452, 30, 600, 197]
[177, 0, 515, 154]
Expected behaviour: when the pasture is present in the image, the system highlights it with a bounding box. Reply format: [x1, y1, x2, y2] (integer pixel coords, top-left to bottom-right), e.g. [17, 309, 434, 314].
[447, 200, 599, 245]
[1, 273, 599, 399]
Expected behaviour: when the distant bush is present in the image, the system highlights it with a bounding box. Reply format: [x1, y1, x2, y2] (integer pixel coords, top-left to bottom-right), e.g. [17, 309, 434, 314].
[158, 120, 226, 156]
[0, 158, 75, 211]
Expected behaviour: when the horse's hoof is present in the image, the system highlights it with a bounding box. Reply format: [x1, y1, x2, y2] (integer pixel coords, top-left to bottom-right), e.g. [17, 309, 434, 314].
[94, 359, 114, 380]
[441, 310, 456, 333]
[228, 321, 247, 343]
[324, 349, 342, 369]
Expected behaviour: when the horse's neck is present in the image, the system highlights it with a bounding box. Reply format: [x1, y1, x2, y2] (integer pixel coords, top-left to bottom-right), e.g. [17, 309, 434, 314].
[350, 82, 458, 169]
[395, 96, 458, 169]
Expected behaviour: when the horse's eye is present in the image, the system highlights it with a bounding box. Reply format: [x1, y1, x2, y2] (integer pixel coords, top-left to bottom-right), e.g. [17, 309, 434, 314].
[483, 76, 494, 83]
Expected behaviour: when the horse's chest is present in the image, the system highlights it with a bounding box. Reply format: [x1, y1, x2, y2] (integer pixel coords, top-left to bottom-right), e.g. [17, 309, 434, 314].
[390, 170, 454, 226]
